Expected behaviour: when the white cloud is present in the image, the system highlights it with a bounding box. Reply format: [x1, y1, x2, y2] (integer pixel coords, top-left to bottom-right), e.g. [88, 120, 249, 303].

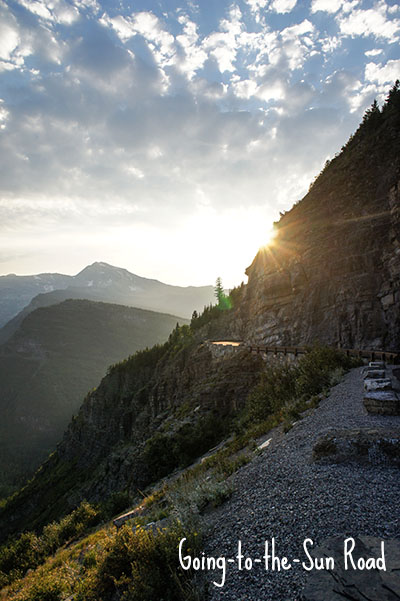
[311, 0, 343, 13]
[256, 79, 286, 101]
[281, 19, 314, 38]
[0, 100, 9, 130]
[176, 15, 207, 79]
[245, 0, 268, 13]
[0, 21, 19, 62]
[320, 35, 341, 53]
[311, 0, 359, 14]
[101, 10, 176, 71]
[124, 165, 145, 179]
[365, 48, 383, 57]
[18, 0, 79, 25]
[203, 5, 243, 73]
[365, 59, 400, 85]
[338, 2, 400, 42]
[232, 78, 258, 99]
[100, 15, 136, 42]
[1, 0, 396, 285]
[133, 11, 175, 52]
[348, 83, 377, 113]
[270, 0, 298, 14]
[74, 0, 100, 12]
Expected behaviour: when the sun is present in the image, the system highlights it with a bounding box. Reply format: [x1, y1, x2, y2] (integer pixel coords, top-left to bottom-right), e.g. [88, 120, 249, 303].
[264, 227, 277, 247]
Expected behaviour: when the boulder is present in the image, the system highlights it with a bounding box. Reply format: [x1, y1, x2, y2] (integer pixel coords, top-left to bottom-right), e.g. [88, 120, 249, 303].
[369, 361, 386, 369]
[364, 369, 386, 379]
[364, 391, 400, 415]
[364, 378, 392, 392]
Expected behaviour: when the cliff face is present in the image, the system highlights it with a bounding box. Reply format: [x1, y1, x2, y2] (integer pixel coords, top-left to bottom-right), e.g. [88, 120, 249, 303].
[238, 89, 400, 350]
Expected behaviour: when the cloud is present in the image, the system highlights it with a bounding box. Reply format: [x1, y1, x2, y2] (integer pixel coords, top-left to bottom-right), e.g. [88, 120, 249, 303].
[203, 5, 243, 73]
[365, 59, 400, 85]
[365, 48, 383, 57]
[338, 2, 400, 42]
[270, 0, 298, 14]
[311, 0, 360, 14]
[18, 0, 79, 25]
[311, 0, 344, 13]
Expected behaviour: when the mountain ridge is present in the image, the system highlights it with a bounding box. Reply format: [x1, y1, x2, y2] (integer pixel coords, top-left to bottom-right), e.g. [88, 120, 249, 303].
[0, 261, 215, 333]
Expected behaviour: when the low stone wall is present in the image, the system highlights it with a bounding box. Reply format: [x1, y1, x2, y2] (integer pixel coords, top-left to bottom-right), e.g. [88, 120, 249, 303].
[313, 428, 400, 467]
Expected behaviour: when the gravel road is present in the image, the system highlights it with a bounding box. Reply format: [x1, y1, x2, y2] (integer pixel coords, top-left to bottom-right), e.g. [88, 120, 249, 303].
[202, 366, 400, 601]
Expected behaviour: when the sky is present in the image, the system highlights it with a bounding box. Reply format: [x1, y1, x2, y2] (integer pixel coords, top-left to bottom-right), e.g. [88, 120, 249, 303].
[0, 0, 399, 287]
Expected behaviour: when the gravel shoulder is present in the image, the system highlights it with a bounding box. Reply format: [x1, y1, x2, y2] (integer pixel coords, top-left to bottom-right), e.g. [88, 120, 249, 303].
[202, 366, 400, 601]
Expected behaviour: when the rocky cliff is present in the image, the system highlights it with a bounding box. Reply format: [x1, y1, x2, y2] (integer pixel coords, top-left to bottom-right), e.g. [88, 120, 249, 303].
[237, 84, 400, 350]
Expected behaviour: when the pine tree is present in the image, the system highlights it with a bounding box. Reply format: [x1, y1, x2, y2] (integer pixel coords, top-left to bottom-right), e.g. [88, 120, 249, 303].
[214, 277, 232, 310]
[214, 277, 224, 305]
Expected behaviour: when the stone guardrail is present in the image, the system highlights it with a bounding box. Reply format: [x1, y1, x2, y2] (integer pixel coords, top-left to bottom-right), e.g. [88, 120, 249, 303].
[247, 345, 400, 363]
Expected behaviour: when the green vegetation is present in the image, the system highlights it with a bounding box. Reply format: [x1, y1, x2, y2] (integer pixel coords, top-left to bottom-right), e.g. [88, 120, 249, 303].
[143, 413, 229, 482]
[241, 346, 358, 430]
[214, 277, 232, 311]
[84, 523, 201, 601]
[0, 501, 101, 589]
[0, 519, 201, 601]
[190, 280, 244, 331]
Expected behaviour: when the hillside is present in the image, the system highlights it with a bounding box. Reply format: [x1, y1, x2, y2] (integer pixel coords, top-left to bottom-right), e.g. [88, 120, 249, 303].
[0, 300, 188, 497]
[0, 262, 214, 337]
[0, 83, 399, 573]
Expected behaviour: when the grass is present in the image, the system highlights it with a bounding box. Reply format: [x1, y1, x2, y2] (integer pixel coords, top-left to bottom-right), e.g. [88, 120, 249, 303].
[0, 518, 202, 601]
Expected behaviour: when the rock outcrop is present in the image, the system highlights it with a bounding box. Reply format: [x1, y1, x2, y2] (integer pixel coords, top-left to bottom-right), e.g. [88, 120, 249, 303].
[237, 88, 400, 350]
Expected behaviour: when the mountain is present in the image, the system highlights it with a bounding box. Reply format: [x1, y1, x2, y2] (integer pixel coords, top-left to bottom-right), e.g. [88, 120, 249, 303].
[0, 299, 188, 497]
[1, 83, 399, 542]
[0, 262, 215, 337]
[0, 272, 72, 330]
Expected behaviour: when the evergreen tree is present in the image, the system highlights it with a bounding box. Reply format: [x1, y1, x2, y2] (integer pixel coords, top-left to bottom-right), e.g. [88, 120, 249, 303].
[214, 277, 225, 305]
[214, 277, 232, 311]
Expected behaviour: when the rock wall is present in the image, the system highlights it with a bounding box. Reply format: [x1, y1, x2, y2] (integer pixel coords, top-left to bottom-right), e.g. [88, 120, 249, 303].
[236, 102, 400, 350]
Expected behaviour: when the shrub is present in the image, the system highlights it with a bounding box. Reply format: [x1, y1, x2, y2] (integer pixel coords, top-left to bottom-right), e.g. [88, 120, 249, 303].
[0, 531, 42, 587]
[95, 522, 201, 601]
[28, 572, 66, 601]
[245, 363, 297, 423]
[0, 501, 101, 588]
[243, 346, 355, 428]
[143, 413, 228, 482]
[295, 346, 354, 399]
[167, 472, 232, 524]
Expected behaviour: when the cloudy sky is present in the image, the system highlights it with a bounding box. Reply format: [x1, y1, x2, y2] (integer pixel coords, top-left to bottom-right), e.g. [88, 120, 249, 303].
[0, 0, 399, 287]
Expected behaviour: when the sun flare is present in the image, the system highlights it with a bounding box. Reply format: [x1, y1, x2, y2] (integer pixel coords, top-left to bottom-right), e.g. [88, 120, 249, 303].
[263, 227, 278, 248]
